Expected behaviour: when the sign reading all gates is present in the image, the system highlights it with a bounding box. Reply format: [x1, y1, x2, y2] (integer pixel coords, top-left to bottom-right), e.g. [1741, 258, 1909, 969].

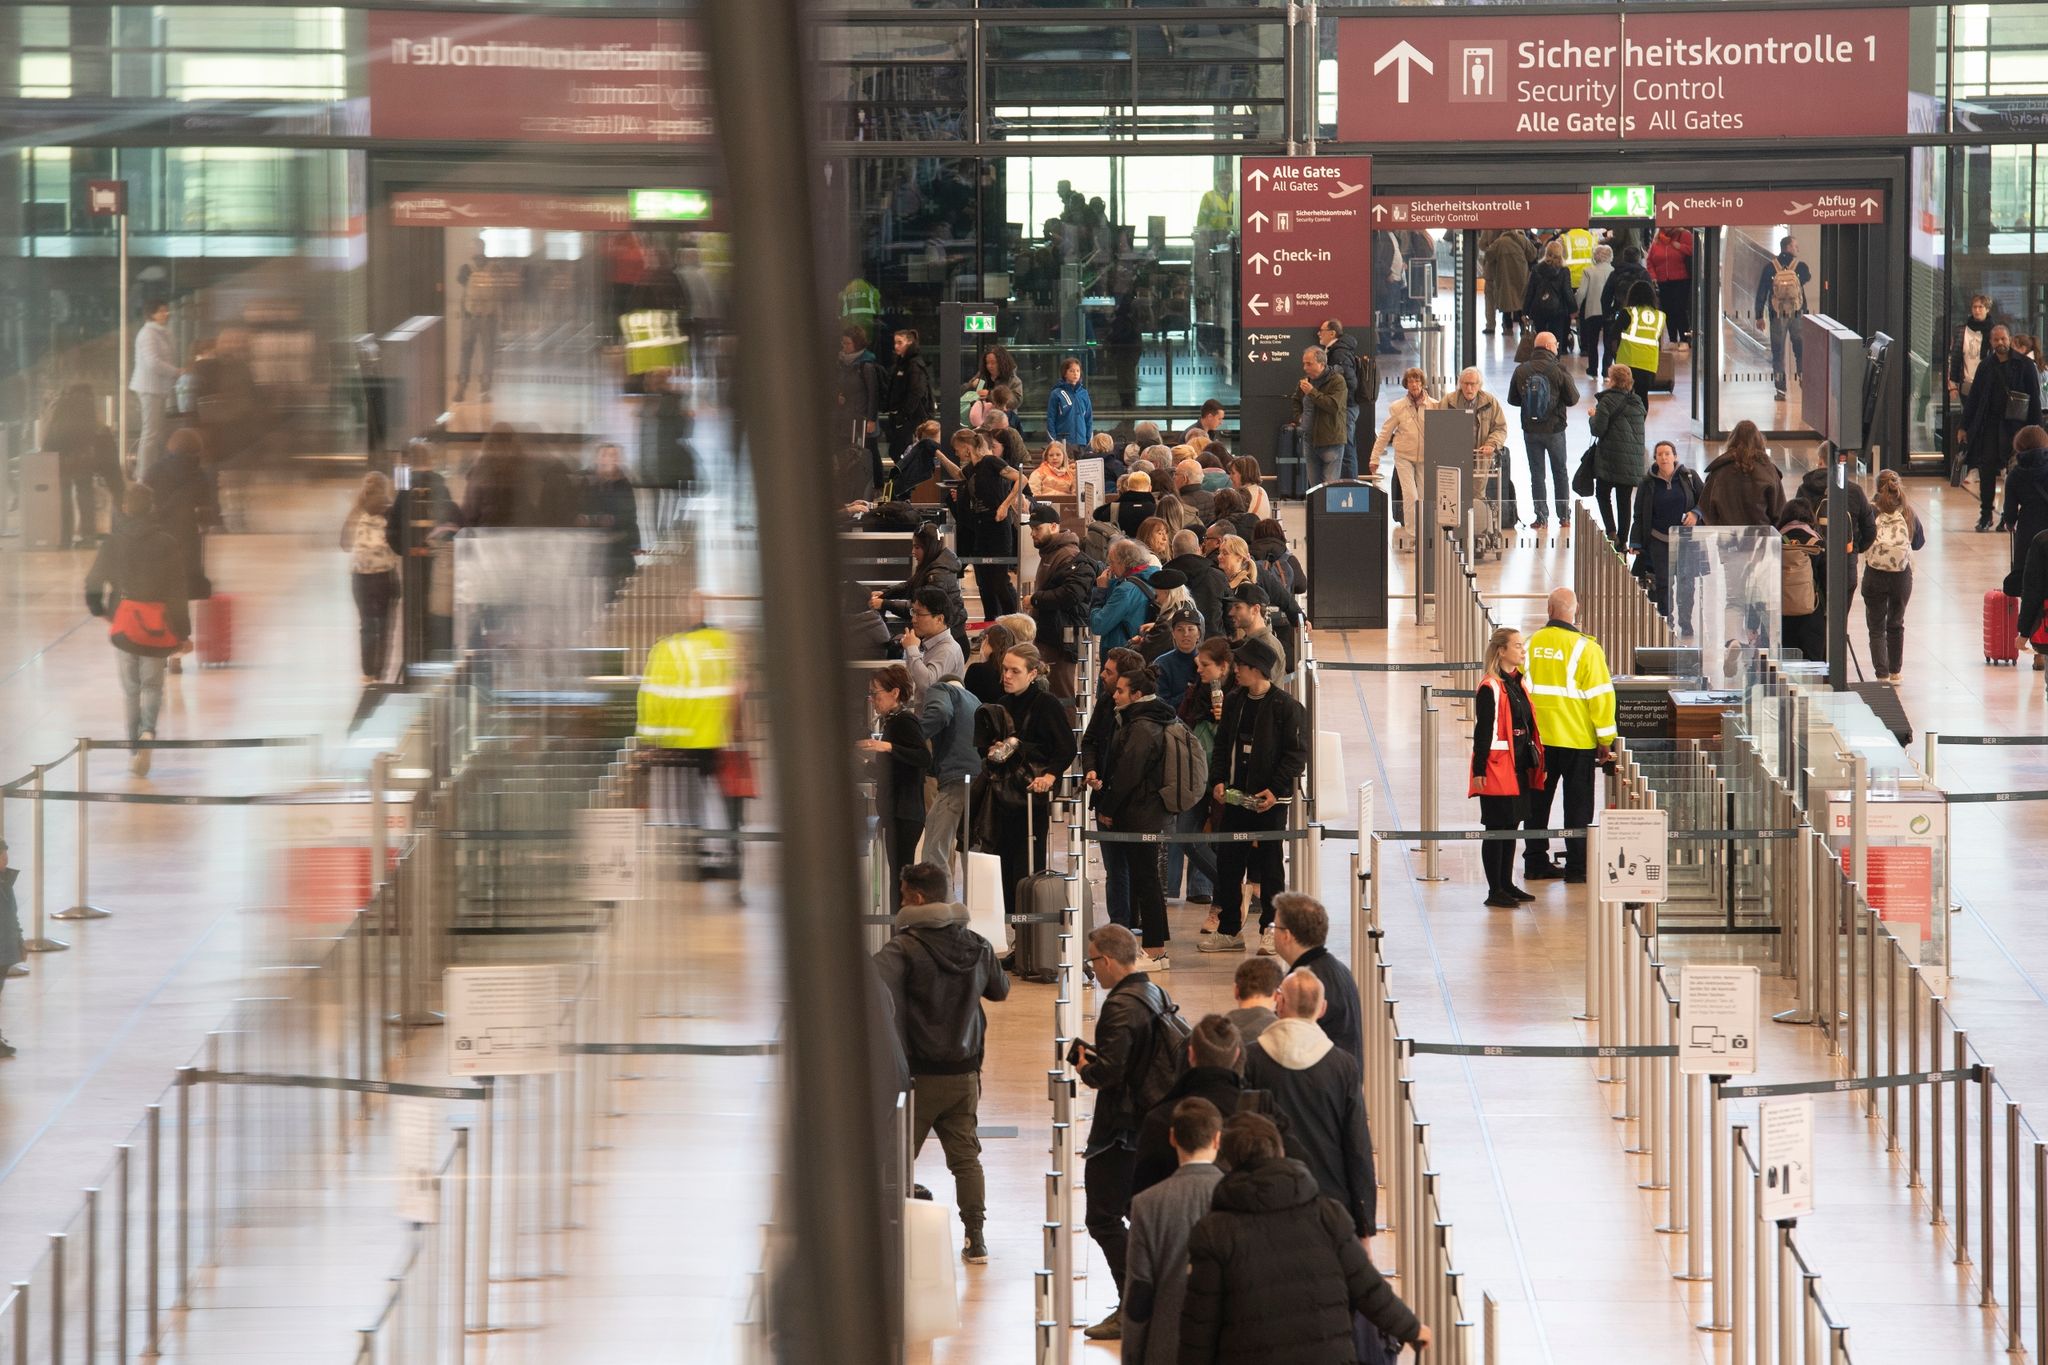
[1338, 9, 1910, 143]
[1758, 1098, 1816, 1221]
[1597, 808, 1669, 904]
[1237, 158, 1374, 327]
[1678, 964, 1760, 1076]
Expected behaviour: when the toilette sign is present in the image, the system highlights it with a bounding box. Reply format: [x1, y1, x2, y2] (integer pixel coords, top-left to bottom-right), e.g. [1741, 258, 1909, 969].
[1339, 8, 1909, 143]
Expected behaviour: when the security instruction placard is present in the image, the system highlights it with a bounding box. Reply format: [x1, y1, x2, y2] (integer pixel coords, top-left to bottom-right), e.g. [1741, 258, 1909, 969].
[578, 807, 641, 901]
[446, 964, 567, 1076]
[393, 1096, 441, 1224]
[1678, 964, 1759, 1076]
[1758, 1097, 1816, 1220]
[1598, 808, 1669, 904]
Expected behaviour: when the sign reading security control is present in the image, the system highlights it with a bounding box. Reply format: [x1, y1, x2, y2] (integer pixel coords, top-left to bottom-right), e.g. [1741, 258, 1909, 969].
[1338, 9, 1909, 142]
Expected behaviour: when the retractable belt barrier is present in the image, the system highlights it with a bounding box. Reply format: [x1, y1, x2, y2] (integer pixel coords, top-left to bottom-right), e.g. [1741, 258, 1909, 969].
[1324, 825, 1800, 843]
[1408, 1041, 1677, 1059]
[1945, 789, 2048, 805]
[567, 1041, 781, 1057]
[1081, 827, 1311, 844]
[1932, 735, 2048, 746]
[1313, 660, 1484, 673]
[1717, 1065, 1984, 1101]
[187, 1069, 487, 1102]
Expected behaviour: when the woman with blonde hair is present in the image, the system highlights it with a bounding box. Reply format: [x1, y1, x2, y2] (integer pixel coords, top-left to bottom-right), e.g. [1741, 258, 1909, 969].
[342, 471, 401, 684]
[1523, 237, 1575, 348]
[1470, 626, 1542, 908]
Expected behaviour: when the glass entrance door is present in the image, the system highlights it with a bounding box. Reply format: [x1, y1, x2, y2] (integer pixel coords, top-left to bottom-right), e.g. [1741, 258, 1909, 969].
[1713, 223, 1824, 438]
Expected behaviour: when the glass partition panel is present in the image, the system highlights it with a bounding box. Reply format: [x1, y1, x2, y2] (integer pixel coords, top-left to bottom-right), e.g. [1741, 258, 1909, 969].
[1670, 525, 1782, 688]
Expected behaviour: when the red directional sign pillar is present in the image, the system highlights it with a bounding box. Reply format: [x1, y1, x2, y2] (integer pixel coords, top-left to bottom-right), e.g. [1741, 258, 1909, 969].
[1238, 157, 1372, 493]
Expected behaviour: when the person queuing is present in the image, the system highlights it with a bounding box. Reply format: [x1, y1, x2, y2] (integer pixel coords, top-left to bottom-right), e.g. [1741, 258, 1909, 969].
[1029, 441, 1077, 497]
[1698, 420, 1786, 528]
[1226, 957, 1281, 1048]
[1588, 364, 1647, 550]
[1131, 1016, 1244, 1198]
[917, 657, 980, 883]
[1179, 1111, 1429, 1365]
[873, 861, 1011, 1267]
[1122, 1096, 1226, 1365]
[874, 522, 966, 642]
[1368, 366, 1436, 547]
[1471, 626, 1544, 909]
[858, 663, 931, 907]
[1777, 499, 1827, 664]
[1269, 894, 1360, 1060]
[1861, 469, 1926, 685]
[1523, 587, 1617, 886]
[961, 621, 1015, 705]
[1073, 924, 1184, 1342]
[1198, 636, 1306, 957]
[1091, 540, 1161, 655]
[1626, 441, 1705, 621]
[84, 484, 192, 776]
[1242, 972, 1376, 1242]
[1230, 456, 1273, 523]
[1027, 505, 1093, 697]
[1444, 367, 1515, 528]
[1150, 607, 1203, 711]
[1171, 637, 1234, 925]
[341, 471, 402, 686]
[900, 587, 966, 701]
[948, 431, 1024, 617]
[1316, 319, 1365, 479]
[1961, 323, 2044, 532]
[989, 643, 1076, 913]
[1166, 529, 1230, 638]
[1093, 663, 1177, 969]
[1508, 332, 1580, 531]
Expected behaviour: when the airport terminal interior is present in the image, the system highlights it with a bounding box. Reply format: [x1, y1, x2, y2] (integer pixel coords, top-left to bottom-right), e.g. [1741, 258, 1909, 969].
[15, 3, 2048, 1364]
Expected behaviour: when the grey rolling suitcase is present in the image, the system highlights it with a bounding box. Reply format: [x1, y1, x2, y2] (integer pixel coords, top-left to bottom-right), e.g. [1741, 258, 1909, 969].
[1009, 790, 1064, 984]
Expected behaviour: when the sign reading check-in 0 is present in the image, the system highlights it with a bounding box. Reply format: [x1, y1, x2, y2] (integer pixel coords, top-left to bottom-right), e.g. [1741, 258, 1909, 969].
[1339, 8, 1909, 142]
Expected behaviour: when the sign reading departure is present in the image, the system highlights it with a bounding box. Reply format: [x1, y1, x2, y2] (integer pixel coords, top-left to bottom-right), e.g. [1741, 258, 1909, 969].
[1339, 9, 1910, 143]
[1657, 187, 1887, 226]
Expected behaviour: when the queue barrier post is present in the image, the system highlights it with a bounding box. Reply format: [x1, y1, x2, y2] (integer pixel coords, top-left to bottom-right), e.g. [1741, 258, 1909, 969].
[25, 765, 69, 953]
[1417, 686, 1444, 882]
[53, 738, 111, 922]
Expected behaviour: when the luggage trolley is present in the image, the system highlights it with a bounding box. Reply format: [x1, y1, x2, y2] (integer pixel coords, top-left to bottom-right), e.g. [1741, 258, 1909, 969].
[1470, 445, 1506, 562]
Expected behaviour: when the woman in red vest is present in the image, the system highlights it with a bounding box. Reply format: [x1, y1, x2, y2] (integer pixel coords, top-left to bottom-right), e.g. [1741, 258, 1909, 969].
[1470, 626, 1544, 909]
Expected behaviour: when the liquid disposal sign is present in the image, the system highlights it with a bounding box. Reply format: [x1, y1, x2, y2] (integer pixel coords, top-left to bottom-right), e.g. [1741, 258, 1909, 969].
[1339, 9, 1909, 143]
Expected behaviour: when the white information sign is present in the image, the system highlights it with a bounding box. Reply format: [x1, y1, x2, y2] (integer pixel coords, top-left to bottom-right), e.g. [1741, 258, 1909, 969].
[1434, 465, 1461, 528]
[393, 1096, 441, 1224]
[1598, 809, 1669, 904]
[445, 964, 567, 1076]
[1075, 459, 1107, 511]
[1678, 964, 1760, 1076]
[1758, 1097, 1816, 1221]
[577, 808, 641, 901]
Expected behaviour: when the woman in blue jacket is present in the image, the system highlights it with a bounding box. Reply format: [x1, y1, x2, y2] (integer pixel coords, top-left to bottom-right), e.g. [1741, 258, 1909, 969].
[1047, 356, 1094, 448]
[1089, 539, 1156, 653]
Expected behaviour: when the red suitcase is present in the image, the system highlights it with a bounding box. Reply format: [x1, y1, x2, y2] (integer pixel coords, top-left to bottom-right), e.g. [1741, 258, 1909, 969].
[1984, 590, 2020, 665]
[195, 593, 235, 667]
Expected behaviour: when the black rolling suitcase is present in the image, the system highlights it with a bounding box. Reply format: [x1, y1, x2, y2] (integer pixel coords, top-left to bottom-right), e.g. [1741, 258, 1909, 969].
[1010, 790, 1065, 984]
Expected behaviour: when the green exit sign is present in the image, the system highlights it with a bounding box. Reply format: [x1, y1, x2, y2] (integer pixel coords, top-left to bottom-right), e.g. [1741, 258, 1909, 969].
[962, 313, 997, 335]
[1590, 184, 1655, 220]
[628, 188, 712, 222]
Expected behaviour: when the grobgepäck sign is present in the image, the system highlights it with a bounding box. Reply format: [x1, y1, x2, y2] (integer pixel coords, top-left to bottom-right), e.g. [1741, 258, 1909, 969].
[367, 12, 710, 144]
[1338, 8, 1910, 143]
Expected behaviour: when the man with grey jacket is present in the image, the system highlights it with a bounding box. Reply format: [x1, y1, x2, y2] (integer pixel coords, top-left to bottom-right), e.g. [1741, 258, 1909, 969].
[917, 666, 980, 883]
[874, 862, 1010, 1264]
[1121, 1097, 1225, 1365]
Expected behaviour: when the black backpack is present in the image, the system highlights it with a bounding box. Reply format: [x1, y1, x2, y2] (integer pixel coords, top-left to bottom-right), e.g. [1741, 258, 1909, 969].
[1133, 982, 1193, 1114]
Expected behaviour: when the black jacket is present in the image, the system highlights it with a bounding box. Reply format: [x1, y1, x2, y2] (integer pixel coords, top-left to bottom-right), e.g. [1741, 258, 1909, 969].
[1242, 1019, 1376, 1237]
[1250, 536, 1307, 599]
[1796, 467, 1877, 562]
[1168, 553, 1232, 639]
[1099, 696, 1176, 835]
[1291, 945, 1362, 1061]
[884, 346, 937, 434]
[1207, 685, 1308, 803]
[1601, 261, 1655, 321]
[881, 547, 967, 634]
[1180, 1158, 1418, 1365]
[2020, 529, 2048, 639]
[582, 473, 641, 582]
[1508, 350, 1580, 435]
[1131, 1065, 1246, 1198]
[85, 520, 192, 653]
[1080, 972, 1167, 1155]
[1522, 260, 1574, 321]
[1963, 352, 2044, 472]
[1030, 536, 1095, 664]
[1000, 684, 1078, 784]
[1626, 466, 1705, 553]
[874, 705, 932, 823]
[2007, 447, 2048, 594]
[872, 901, 1010, 1074]
[1322, 333, 1363, 412]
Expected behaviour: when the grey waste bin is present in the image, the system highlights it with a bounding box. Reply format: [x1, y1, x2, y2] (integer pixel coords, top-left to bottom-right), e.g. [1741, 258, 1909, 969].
[1305, 479, 1388, 629]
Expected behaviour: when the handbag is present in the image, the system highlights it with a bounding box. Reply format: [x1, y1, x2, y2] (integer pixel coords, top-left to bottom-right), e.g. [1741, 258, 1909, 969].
[715, 748, 758, 800]
[2007, 391, 2033, 422]
[1572, 443, 1599, 497]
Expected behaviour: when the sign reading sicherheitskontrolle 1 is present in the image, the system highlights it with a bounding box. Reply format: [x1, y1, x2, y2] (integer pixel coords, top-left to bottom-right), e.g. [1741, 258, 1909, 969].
[1338, 9, 1909, 143]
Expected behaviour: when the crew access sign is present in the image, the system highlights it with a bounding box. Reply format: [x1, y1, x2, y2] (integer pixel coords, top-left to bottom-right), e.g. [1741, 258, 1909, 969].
[1338, 8, 1909, 143]
[1237, 158, 1373, 327]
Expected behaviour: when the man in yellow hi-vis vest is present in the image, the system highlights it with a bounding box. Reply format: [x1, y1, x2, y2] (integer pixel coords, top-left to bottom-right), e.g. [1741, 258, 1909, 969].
[638, 596, 744, 875]
[1522, 587, 1616, 884]
[1615, 294, 1667, 396]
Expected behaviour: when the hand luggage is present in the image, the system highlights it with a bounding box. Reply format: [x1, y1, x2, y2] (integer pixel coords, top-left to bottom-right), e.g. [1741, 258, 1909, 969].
[1984, 589, 2021, 665]
[1008, 789, 1065, 984]
[195, 593, 234, 667]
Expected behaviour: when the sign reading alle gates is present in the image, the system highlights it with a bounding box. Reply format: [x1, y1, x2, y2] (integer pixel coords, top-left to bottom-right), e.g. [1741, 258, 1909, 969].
[1237, 158, 1374, 327]
[1678, 964, 1760, 1076]
[1338, 9, 1909, 143]
[1591, 184, 1655, 220]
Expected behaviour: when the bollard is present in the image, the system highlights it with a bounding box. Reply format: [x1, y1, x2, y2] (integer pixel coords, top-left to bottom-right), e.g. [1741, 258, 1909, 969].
[53, 739, 111, 921]
[1418, 686, 1445, 881]
[25, 765, 70, 952]
[1752, 1152, 1769, 1365]
[2009, 1102, 2023, 1349]
[83, 1185, 98, 1362]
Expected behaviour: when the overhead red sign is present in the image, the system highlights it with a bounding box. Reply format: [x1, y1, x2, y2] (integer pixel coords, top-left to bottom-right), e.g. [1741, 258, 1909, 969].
[367, 12, 710, 144]
[390, 191, 634, 232]
[1656, 188, 1886, 227]
[1237, 157, 1373, 327]
[1371, 193, 1587, 231]
[1338, 9, 1909, 143]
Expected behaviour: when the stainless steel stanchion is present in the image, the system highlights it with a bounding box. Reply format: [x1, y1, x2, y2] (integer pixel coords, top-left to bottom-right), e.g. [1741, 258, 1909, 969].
[54, 740, 110, 921]
[1931, 996, 1946, 1227]
[116, 1146, 129, 1362]
[1678, 1072, 1708, 1280]
[49, 1232, 63, 1365]
[145, 1102, 160, 1354]
[25, 765, 69, 952]
[176, 1066, 193, 1309]
[1982, 1062, 1996, 1305]
[470, 1076, 494, 1332]
[1956, 1030, 1971, 1264]
[453, 1125, 470, 1359]
[2008, 1102, 2023, 1350]
[1704, 1080, 1731, 1328]
[1908, 969, 1923, 1188]
[11, 1281, 24, 1365]
[1752, 1148, 1769, 1365]
[83, 1185, 98, 1363]
[1730, 1125, 1749, 1363]
[1418, 686, 1445, 882]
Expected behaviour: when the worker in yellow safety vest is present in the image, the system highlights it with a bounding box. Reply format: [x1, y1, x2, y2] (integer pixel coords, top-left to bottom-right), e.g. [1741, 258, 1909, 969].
[1562, 227, 1596, 289]
[1614, 279, 1667, 396]
[1521, 587, 1616, 885]
[840, 277, 881, 334]
[637, 600, 745, 872]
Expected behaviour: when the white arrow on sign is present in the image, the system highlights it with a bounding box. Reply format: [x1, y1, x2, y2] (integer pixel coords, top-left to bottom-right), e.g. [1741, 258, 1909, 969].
[1659, 201, 1678, 219]
[1247, 294, 1267, 316]
[1247, 252, 1269, 275]
[1595, 189, 1620, 213]
[1247, 210, 1269, 231]
[1373, 41, 1434, 104]
[1371, 203, 1388, 220]
[1860, 196, 1880, 213]
[1786, 200, 1814, 217]
[1246, 168, 1270, 190]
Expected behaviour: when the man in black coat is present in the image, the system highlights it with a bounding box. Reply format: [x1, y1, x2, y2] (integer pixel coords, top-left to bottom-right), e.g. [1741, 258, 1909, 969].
[1271, 893, 1360, 1060]
[1096, 665, 1178, 964]
[882, 328, 937, 456]
[1131, 1015, 1245, 1198]
[1962, 325, 2044, 531]
[1198, 636, 1307, 955]
[1795, 464, 1877, 608]
[1167, 530, 1231, 639]
[872, 862, 1011, 1264]
[1242, 972, 1377, 1240]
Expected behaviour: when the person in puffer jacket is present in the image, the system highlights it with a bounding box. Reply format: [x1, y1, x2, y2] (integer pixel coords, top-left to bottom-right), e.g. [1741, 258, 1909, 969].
[1179, 1112, 1427, 1365]
[872, 862, 1011, 1265]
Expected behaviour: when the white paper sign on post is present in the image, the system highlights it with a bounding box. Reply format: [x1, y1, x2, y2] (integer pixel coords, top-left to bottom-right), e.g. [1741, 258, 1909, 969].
[393, 1096, 441, 1224]
[445, 964, 567, 1076]
[1598, 809, 1669, 904]
[1678, 964, 1760, 1076]
[1758, 1097, 1816, 1221]
[577, 808, 641, 901]
[1435, 465, 1461, 528]
[962, 850, 1011, 952]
